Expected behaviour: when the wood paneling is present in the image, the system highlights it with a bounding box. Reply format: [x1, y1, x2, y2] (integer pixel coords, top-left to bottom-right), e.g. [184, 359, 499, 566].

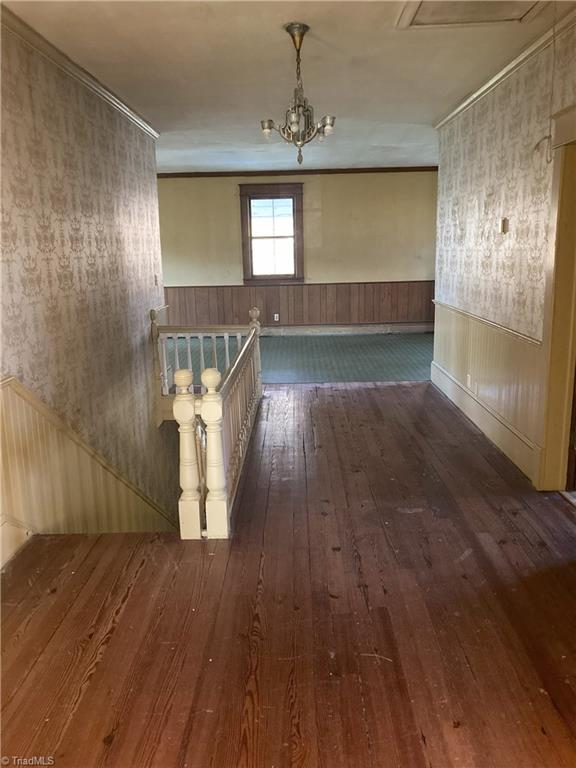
[165, 280, 435, 327]
[432, 302, 546, 486]
[3, 383, 576, 765]
[0, 378, 175, 565]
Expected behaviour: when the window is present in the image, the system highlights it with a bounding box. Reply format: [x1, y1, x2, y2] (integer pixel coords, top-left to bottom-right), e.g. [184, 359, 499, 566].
[240, 183, 304, 284]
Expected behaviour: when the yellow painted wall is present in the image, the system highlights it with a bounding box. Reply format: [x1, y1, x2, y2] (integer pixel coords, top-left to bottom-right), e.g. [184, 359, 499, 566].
[158, 171, 437, 286]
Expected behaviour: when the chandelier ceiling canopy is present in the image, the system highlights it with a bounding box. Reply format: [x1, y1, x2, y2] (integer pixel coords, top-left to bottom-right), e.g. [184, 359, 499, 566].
[260, 22, 336, 165]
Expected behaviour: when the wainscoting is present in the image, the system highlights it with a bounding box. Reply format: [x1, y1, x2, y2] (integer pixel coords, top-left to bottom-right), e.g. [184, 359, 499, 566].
[1, 378, 175, 565]
[431, 302, 547, 486]
[164, 280, 434, 327]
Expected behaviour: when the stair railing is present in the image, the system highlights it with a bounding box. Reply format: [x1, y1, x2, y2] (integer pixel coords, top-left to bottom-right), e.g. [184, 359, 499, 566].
[150, 306, 255, 424]
[171, 308, 262, 538]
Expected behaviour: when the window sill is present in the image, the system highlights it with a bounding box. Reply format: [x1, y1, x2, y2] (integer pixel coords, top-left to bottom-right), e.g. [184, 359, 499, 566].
[243, 277, 304, 286]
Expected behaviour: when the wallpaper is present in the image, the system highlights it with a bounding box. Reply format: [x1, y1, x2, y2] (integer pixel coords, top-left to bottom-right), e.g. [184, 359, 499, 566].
[435, 25, 576, 341]
[1, 28, 179, 516]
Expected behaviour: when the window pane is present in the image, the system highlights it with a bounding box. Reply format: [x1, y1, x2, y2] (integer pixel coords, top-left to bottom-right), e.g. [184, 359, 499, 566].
[274, 237, 295, 273]
[252, 237, 295, 275]
[250, 199, 274, 237]
[271, 199, 294, 236]
[250, 198, 294, 237]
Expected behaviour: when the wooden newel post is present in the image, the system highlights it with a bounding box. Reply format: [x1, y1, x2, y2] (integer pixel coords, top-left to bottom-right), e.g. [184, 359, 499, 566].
[200, 367, 229, 538]
[173, 368, 202, 539]
[248, 306, 263, 398]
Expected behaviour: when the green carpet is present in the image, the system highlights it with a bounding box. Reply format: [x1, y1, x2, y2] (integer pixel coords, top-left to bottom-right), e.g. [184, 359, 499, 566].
[260, 333, 433, 383]
[169, 333, 433, 385]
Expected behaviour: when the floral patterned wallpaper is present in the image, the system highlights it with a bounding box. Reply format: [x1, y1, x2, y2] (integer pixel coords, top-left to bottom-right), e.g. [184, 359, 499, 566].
[1, 28, 178, 515]
[435, 25, 576, 341]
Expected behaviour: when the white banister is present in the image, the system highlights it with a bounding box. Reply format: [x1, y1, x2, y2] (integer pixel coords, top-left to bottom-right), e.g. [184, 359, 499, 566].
[160, 336, 169, 395]
[200, 367, 229, 538]
[152, 307, 264, 538]
[173, 368, 202, 539]
[224, 332, 230, 369]
[248, 306, 263, 399]
[174, 336, 180, 372]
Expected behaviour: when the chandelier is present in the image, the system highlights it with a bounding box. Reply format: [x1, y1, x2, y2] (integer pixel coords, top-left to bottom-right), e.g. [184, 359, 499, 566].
[260, 22, 335, 165]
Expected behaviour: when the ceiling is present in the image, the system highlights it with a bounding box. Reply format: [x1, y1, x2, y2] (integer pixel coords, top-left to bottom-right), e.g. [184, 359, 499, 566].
[5, 1, 573, 171]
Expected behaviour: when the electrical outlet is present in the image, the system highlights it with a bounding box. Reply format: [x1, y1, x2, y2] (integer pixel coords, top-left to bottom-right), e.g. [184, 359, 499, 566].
[273, 313, 279, 322]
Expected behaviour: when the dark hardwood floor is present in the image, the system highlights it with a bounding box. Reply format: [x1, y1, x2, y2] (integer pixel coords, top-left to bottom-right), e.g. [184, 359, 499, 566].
[3, 382, 576, 767]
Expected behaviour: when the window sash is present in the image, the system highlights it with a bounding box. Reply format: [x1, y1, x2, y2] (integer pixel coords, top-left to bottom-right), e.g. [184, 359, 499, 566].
[240, 183, 304, 284]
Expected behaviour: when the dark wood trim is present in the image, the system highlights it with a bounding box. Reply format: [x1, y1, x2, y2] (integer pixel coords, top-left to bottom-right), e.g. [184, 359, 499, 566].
[158, 166, 438, 179]
[243, 277, 305, 286]
[239, 183, 304, 284]
[239, 183, 304, 197]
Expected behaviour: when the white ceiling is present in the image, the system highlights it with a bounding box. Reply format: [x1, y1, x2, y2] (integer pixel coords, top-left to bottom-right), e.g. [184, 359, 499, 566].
[5, 1, 572, 171]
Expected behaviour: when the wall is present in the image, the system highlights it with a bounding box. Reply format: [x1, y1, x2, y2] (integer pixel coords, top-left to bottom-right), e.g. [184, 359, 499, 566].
[0, 24, 178, 519]
[432, 22, 576, 488]
[158, 171, 438, 286]
[1, 378, 175, 566]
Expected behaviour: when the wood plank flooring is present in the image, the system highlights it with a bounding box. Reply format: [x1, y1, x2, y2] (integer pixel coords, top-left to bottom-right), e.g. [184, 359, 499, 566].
[2, 382, 576, 767]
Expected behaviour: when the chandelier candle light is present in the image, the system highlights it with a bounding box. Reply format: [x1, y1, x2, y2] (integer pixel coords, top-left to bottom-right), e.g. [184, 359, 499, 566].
[261, 22, 335, 165]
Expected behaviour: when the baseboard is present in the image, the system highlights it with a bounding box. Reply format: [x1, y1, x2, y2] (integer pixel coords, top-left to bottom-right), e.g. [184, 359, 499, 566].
[560, 491, 576, 509]
[1, 516, 35, 567]
[431, 361, 541, 484]
[262, 322, 434, 336]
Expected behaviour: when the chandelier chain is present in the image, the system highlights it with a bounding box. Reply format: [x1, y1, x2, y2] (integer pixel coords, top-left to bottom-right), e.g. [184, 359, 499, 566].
[296, 49, 302, 89]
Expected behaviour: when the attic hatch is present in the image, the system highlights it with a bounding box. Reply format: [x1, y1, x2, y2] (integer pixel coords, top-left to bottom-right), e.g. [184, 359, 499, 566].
[396, 1, 548, 29]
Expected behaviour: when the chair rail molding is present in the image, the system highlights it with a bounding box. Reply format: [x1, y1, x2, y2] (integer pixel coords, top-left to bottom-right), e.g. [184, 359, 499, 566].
[432, 301, 543, 346]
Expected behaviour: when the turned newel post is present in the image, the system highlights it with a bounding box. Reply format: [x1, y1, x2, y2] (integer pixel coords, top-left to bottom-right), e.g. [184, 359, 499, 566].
[248, 306, 263, 398]
[201, 367, 229, 538]
[173, 368, 202, 539]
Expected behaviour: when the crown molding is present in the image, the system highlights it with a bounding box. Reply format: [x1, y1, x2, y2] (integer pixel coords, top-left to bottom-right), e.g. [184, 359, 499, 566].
[435, 7, 576, 130]
[1, 6, 159, 140]
[157, 166, 438, 179]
